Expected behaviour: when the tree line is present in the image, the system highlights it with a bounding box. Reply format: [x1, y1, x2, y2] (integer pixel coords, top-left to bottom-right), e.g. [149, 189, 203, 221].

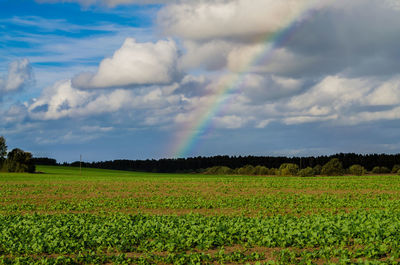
[33, 153, 400, 174]
[204, 159, 400, 177]
[0, 136, 35, 173]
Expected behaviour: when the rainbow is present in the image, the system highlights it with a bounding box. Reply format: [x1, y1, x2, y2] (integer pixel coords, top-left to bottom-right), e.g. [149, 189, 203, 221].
[171, 0, 321, 158]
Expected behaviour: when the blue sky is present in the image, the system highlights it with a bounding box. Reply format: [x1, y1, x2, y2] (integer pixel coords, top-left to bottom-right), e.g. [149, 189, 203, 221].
[1, 0, 400, 162]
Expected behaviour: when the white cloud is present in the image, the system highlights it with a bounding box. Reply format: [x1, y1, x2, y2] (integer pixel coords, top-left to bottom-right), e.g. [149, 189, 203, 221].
[0, 59, 33, 94]
[255, 119, 273, 128]
[283, 75, 400, 125]
[72, 38, 179, 89]
[364, 80, 400, 106]
[348, 107, 400, 123]
[81, 125, 113, 132]
[173, 74, 400, 130]
[29, 80, 93, 120]
[288, 76, 367, 109]
[213, 115, 247, 129]
[28, 79, 140, 120]
[158, 0, 327, 41]
[283, 115, 338, 125]
[28, 78, 183, 121]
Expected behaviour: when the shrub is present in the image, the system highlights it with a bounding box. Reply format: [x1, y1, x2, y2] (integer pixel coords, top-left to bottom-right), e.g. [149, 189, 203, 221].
[371, 166, 380, 174]
[237, 165, 256, 175]
[398, 169, 400, 175]
[268, 168, 277, 175]
[313, 165, 322, 175]
[321, 158, 344, 176]
[254, 165, 269, 175]
[380, 167, 390, 173]
[205, 166, 233, 175]
[372, 166, 391, 174]
[298, 167, 315, 177]
[392, 165, 400, 174]
[278, 163, 299, 176]
[349, 164, 366, 176]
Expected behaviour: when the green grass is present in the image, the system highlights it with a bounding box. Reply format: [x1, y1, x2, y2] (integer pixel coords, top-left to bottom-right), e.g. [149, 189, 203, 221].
[1, 166, 400, 264]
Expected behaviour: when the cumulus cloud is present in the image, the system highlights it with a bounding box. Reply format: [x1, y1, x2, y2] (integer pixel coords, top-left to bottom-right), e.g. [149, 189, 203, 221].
[29, 80, 93, 120]
[158, 0, 328, 41]
[0, 59, 33, 96]
[28, 79, 140, 120]
[282, 75, 400, 125]
[28, 78, 183, 121]
[173, 73, 400, 130]
[159, 0, 400, 79]
[72, 38, 179, 89]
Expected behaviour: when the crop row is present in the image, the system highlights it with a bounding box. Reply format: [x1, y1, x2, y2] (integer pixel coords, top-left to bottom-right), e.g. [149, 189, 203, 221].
[1, 192, 400, 215]
[1, 211, 400, 264]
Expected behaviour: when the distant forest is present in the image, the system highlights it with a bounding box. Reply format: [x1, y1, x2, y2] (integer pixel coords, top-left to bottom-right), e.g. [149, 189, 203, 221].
[33, 153, 400, 173]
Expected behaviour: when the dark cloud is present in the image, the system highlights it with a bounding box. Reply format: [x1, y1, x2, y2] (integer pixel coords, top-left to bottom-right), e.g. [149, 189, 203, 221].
[279, 1, 400, 78]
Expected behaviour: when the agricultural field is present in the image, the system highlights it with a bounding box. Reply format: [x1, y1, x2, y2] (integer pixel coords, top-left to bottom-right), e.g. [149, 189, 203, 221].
[1, 166, 400, 264]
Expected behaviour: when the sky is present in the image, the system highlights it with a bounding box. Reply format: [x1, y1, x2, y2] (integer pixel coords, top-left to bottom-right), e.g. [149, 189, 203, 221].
[1, 0, 400, 162]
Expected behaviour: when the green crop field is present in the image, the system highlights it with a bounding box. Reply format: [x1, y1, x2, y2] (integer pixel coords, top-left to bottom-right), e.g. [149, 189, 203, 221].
[1, 166, 400, 264]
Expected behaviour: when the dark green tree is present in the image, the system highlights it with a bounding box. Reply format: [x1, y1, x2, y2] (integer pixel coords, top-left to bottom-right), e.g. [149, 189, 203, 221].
[0, 136, 6, 159]
[0, 136, 7, 170]
[5, 148, 35, 173]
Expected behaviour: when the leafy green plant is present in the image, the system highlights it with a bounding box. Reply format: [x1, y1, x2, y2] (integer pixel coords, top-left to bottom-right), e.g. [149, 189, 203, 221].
[3, 166, 400, 263]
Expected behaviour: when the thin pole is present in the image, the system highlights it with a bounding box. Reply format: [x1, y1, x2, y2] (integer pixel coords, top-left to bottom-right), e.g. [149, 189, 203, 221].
[80, 154, 82, 175]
